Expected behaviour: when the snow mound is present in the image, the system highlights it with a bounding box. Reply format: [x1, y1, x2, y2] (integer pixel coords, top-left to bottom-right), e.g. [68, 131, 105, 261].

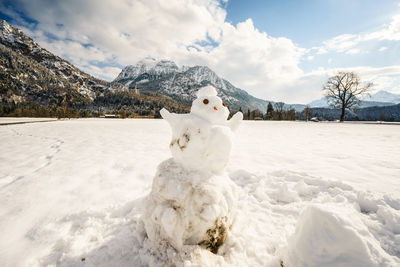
[286, 203, 396, 267]
[142, 159, 238, 252]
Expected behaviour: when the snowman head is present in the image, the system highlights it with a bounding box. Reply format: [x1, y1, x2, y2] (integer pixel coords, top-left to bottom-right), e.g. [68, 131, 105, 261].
[190, 86, 229, 124]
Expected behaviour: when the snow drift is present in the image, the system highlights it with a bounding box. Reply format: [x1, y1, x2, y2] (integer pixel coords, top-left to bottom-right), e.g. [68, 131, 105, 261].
[285, 203, 397, 267]
[142, 159, 238, 252]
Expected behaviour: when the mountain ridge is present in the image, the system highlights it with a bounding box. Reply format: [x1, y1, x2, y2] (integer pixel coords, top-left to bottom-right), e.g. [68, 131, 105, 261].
[364, 90, 400, 104]
[114, 58, 273, 112]
[308, 90, 400, 108]
[0, 19, 189, 117]
[0, 19, 124, 102]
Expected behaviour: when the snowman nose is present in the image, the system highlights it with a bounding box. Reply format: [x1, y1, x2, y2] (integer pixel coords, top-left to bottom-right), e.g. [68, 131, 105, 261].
[213, 106, 218, 111]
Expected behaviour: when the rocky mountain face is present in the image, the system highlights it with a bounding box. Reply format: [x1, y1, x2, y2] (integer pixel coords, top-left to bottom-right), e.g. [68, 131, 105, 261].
[0, 19, 124, 104]
[0, 20, 189, 117]
[115, 58, 179, 85]
[114, 59, 271, 112]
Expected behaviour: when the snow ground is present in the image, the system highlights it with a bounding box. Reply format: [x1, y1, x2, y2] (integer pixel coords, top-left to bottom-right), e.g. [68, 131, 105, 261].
[0, 119, 399, 266]
[0, 117, 57, 125]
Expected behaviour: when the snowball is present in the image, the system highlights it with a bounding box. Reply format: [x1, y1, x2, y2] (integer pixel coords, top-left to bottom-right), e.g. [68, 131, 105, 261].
[285, 204, 396, 267]
[191, 90, 229, 125]
[142, 159, 238, 251]
[195, 85, 218, 98]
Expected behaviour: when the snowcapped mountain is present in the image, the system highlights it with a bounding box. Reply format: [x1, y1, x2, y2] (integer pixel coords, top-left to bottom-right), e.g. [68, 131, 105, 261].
[0, 19, 123, 105]
[364, 90, 400, 104]
[0, 19, 191, 117]
[308, 97, 329, 108]
[114, 59, 270, 112]
[115, 58, 179, 85]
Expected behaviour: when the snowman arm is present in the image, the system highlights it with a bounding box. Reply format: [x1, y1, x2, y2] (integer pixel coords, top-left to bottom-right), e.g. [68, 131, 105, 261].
[160, 108, 178, 128]
[227, 111, 243, 132]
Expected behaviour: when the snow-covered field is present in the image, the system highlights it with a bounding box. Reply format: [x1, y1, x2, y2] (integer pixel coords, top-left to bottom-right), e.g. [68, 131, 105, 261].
[0, 119, 399, 266]
[0, 117, 57, 125]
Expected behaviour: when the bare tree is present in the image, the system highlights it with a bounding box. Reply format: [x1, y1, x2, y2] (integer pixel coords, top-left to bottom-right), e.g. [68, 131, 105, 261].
[323, 71, 372, 122]
[302, 106, 312, 121]
[274, 102, 285, 120]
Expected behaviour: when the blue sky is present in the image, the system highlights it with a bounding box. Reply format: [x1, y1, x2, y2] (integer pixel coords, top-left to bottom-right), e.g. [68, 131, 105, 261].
[226, 0, 399, 46]
[1, 0, 400, 103]
[226, 0, 400, 72]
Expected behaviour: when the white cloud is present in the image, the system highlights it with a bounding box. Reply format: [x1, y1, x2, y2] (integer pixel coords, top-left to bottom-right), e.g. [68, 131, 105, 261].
[277, 65, 400, 104]
[314, 46, 328, 55]
[174, 19, 305, 102]
[312, 14, 400, 56]
[378, 46, 388, 52]
[5, 1, 306, 101]
[364, 15, 400, 41]
[345, 48, 361, 55]
[4, 0, 400, 103]
[188, 19, 304, 83]
[352, 66, 400, 95]
[369, 76, 396, 91]
[5, 0, 227, 79]
[323, 34, 361, 53]
[310, 34, 361, 55]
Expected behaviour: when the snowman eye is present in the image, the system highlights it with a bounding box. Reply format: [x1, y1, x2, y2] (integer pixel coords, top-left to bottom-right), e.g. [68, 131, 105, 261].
[203, 99, 209, 104]
[222, 102, 227, 107]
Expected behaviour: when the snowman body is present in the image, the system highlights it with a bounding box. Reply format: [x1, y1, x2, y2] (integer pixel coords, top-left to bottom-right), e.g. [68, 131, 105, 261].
[167, 114, 232, 174]
[160, 85, 242, 174]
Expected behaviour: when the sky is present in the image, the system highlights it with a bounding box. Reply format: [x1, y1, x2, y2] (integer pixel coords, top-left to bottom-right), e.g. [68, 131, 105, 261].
[1, 0, 400, 104]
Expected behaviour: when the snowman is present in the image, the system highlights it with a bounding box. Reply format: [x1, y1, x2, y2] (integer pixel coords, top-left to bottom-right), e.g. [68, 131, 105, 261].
[142, 85, 242, 255]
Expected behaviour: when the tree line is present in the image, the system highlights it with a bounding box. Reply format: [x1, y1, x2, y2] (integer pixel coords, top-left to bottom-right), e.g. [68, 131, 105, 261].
[240, 102, 302, 121]
[0, 90, 190, 119]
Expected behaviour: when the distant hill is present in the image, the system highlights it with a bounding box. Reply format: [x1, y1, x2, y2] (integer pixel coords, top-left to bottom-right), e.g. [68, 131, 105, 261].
[310, 104, 400, 121]
[364, 90, 400, 103]
[308, 91, 398, 109]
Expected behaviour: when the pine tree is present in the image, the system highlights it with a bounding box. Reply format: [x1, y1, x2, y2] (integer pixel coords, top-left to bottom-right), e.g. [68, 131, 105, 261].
[266, 102, 274, 120]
